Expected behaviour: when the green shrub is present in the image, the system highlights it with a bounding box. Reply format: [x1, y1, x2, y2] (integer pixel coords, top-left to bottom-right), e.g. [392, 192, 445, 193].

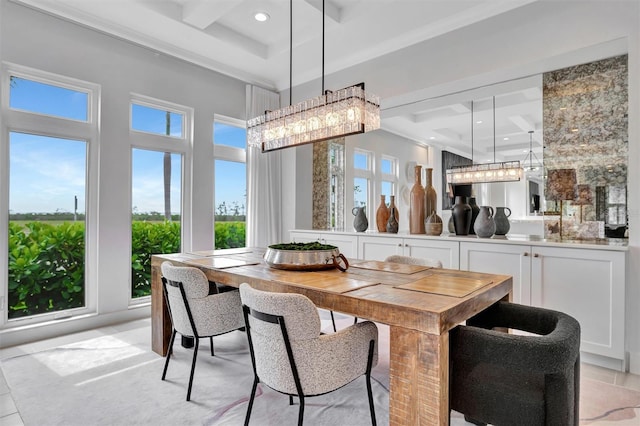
[131, 221, 181, 298]
[215, 221, 246, 249]
[8, 221, 85, 319]
[7, 219, 241, 316]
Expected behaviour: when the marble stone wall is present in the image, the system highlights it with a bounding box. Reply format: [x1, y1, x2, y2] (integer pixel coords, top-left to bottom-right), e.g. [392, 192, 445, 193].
[543, 55, 628, 238]
[312, 138, 345, 230]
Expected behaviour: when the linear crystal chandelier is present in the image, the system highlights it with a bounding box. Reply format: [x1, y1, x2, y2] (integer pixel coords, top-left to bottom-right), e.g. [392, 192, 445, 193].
[446, 96, 521, 184]
[247, 0, 380, 153]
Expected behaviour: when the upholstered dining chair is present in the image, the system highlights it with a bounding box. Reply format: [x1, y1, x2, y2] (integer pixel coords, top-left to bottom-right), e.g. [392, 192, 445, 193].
[384, 254, 443, 268]
[449, 301, 581, 426]
[239, 283, 379, 426]
[160, 261, 245, 401]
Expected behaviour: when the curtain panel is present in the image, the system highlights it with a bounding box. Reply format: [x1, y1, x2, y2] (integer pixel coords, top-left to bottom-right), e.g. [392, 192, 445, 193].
[246, 85, 282, 248]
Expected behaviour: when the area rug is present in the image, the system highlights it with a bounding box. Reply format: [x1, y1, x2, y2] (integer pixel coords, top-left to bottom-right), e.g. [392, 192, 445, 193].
[2, 317, 639, 425]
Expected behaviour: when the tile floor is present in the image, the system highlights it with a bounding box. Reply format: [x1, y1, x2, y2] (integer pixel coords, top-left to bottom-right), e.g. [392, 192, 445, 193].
[1, 319, 639, 426]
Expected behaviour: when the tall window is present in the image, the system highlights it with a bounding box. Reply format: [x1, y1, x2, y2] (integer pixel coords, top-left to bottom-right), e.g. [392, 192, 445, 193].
[2, 64, 99, 324]
[353, 149, 373, 221]
[213, 117, 247, 249]
[381, 155, 398, 202]
[129, 94, 191, 300]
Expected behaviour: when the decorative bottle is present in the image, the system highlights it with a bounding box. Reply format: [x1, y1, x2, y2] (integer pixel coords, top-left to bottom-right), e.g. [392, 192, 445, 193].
[375, 195, 390, 232]
[424, 167, 437, 219]
[452, 196, 472, 236]
[386, 196, 399, 234]
[468, 197, 480, 235]
[409, 165, 426, 234]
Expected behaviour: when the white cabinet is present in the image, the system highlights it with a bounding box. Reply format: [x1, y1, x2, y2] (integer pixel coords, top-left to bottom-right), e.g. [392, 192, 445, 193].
[359, 235, 459, 268]
[289, 231, 358, 258]
[531, 246, 626, 362]
[461, 241, 626, 364]
[460, 242, 532, 304]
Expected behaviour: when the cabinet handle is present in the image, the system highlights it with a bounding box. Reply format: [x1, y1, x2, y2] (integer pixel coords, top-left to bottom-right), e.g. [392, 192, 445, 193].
[405, 244, 409, 247]
[398, 243, 402, 247]
[533, 253, 540, 258]
[523, 252, 529, 257]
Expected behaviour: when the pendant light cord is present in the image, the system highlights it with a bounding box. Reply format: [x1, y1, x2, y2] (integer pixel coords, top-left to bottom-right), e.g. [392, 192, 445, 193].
[492, 96, 496, 163]
[289, 0, 292, 106]
[322, 0, 325, 94]
[470, 100, 474, 165]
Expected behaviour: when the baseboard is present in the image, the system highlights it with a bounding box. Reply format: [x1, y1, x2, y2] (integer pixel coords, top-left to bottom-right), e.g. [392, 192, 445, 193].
[581, 351, 626, 372]
[0, 305, 151, 349]
[628, 350, 640, 375]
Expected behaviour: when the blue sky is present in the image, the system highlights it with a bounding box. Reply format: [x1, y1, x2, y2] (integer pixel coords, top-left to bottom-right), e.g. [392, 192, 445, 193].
[9, 77, 246, 215]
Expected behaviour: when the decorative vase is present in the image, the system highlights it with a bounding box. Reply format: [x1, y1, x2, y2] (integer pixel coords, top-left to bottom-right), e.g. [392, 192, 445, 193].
[389, 195, 399, 222]
[448, 214, 455, 234]
[387, 197, 399, 234]
[352, 206, 368, 232]
[468, 197, 480, 235]
[452, 196, 472, 236]
[424, 167, 437, 219]
[376, 195, 390, 232]
[474, 206, 496, 238]
[425, 211, 443, 236]
[409, 165, 426, 234]
[494, 207, 511, 235]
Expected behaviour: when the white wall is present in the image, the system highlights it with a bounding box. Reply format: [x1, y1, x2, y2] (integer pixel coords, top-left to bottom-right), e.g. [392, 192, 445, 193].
[283, 1, 640, 372]
[0, 0, 247, 345]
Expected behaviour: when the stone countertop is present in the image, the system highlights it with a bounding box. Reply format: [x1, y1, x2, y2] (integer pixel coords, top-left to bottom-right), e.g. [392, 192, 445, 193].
[291, 229, 629, 251]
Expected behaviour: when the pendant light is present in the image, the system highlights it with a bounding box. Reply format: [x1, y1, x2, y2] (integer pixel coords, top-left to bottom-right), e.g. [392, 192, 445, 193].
[247, 0, 380, 152]
[446, 96, 522, 184]
[522, 130, 542, 173]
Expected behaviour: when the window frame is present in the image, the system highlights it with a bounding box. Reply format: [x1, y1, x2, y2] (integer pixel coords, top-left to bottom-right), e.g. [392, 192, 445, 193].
[128, 93, 193, 305]
[0, 62, 101, 328]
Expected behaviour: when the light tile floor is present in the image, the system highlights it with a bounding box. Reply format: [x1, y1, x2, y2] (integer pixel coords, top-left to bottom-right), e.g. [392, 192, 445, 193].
[1, 318, 639, 426]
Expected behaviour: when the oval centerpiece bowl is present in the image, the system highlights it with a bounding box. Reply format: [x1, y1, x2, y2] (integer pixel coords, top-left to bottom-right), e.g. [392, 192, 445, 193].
[264, 242, 342, 271]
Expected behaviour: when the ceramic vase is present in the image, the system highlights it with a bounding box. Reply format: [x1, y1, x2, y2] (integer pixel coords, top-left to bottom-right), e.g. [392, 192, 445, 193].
[448, 214, 455, 234]
[389, 195, 399, 222]
[352, 206, 368, 232]
[474, 206, 496, 238]
[452, 196, 472, 236]
[409, 165, 426, 234]
[424, 167, 437, 219]
[387, 196, 399, 233]
[376, 195, 390, 232]
[425, 211, 443, 236]
[494, 207, 511, 235]
[468, 197, 480, 235]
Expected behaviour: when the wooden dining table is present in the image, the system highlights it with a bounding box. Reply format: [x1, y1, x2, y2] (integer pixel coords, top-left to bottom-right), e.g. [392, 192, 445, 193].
[150, 248, 512, 426]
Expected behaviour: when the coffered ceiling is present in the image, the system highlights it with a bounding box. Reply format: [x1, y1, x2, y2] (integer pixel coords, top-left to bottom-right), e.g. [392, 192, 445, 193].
[13, 0, 543, 159]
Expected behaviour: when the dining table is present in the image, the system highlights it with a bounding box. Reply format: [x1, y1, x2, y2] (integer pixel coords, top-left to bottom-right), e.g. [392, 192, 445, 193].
[150, 248, 512, 426]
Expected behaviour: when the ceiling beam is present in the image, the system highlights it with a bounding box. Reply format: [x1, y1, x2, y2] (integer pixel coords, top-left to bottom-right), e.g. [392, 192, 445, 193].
[182, 0, 244, 30]
[304, 0, 342, 23]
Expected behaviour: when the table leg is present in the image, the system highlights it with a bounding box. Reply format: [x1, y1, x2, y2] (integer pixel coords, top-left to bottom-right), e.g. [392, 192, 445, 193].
[151, 264, 171, 356]
[389, 326, 449, 425]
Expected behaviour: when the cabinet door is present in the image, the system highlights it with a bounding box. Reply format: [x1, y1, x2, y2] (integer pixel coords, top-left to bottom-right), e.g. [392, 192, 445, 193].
[289, 231, 358, 258]
[460, 242, 531, 304]
[403, 238, 460, 269]
[358, 235, 403, 261]
[531, 247, 625, 360]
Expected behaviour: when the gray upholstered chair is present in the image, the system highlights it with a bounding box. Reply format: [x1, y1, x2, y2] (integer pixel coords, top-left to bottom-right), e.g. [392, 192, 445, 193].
[449, 301, 581, 426]
[239, 283, 379, 426]
[384, 254, 443, 268]
[160, 261, 244, 401]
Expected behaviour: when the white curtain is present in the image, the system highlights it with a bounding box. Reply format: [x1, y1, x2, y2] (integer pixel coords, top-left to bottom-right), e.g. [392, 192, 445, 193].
[246, 85, 282, 248]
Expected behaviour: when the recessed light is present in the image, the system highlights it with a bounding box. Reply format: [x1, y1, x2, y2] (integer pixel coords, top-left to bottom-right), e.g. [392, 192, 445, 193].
[503, 137, 509, 141]
[476, 120, 482, 124]
[254, 12, 270, 22]
[429, 136, 435, 140]
[571, 128, 579, 132]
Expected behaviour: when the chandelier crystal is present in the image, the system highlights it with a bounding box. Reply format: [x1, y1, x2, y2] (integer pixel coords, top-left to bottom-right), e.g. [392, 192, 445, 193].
[446, 161, 523, 184]
[247, 83, 380, 152]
